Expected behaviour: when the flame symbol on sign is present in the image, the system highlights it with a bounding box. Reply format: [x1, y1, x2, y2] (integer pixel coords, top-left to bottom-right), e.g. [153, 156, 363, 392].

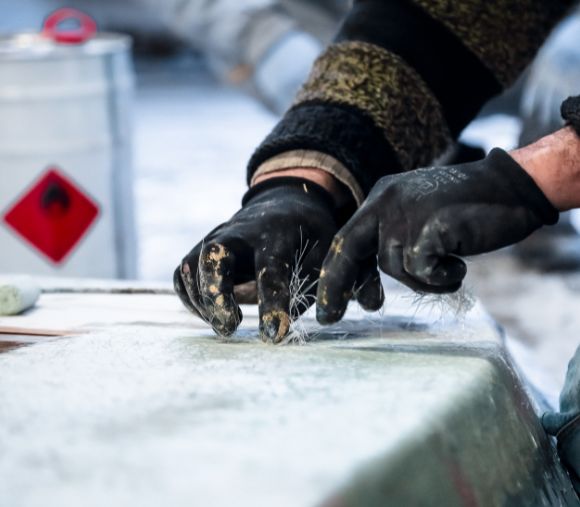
[41, 181, 71, 218]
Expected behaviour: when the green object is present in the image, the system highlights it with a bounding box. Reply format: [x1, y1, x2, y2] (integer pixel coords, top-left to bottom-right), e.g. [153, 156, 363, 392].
[544, 346, 580, 495]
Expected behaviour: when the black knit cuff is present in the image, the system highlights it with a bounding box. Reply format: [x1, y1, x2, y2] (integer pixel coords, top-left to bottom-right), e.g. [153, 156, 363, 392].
[561, 95, 580, 137]
[247, 101, 401, 197]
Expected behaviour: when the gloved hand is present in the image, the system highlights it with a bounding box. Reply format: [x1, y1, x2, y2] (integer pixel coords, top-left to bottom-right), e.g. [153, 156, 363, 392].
[316, 148, 559, 324]
[174, 177, 340, 343]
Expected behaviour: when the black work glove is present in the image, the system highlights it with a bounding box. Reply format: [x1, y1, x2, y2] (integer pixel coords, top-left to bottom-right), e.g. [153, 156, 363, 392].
[174, 177, 341, 343]
[316, 148, 559, 324]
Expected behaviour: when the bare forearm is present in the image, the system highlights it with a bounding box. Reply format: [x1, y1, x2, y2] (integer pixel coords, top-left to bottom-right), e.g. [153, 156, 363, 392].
[510, 126, 580, 211]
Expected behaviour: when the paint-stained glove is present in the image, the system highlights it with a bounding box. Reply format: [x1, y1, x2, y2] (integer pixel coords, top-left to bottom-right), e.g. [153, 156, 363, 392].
[316, 148, 559, 324]
[174, 178, 340, 343]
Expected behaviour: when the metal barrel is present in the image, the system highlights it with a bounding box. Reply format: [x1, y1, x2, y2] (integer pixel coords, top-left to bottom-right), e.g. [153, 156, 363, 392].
[0, 9, 136, 279]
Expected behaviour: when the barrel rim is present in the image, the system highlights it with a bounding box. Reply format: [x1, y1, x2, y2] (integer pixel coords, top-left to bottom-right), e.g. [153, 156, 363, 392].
[0, 32, 131, 60]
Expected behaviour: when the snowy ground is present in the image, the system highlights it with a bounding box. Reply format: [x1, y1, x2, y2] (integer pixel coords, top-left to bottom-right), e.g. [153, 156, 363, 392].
[132, 56, 578, 402]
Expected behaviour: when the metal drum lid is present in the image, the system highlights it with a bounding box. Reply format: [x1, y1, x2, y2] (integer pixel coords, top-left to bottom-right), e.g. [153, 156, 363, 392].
[0, 8, 130, 60]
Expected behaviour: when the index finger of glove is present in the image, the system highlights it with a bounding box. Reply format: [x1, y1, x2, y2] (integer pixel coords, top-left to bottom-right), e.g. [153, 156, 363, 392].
[180, 240, 243, 337]
[255, 249, 293, 344]
[316, 212, 378, 325]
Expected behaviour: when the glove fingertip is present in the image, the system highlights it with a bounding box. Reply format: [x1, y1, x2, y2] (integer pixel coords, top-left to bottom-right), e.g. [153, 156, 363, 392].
[357, 285, 385, 312]
[316, 301, 348, 325]
[259, 310, 291, 344]
[442, 257, 467, 286]
[355, 264, 384, 312]
[411, 255, 467, 288]
[209, 296, 243, 338]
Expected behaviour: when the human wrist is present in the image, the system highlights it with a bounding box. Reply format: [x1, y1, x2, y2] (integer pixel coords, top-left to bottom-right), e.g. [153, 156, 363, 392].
[510, 127, 580, 211]
[242, 176, 337, 210]
[252, 167, 351, 206]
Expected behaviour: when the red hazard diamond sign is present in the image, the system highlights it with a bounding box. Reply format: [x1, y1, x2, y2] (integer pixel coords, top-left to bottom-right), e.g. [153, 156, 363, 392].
[3, 168, 99, 264]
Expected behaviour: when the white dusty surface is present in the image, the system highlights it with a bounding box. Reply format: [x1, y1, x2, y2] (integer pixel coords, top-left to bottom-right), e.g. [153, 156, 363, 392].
[0, 288, 517, 507]
[0, 332, 492, 507]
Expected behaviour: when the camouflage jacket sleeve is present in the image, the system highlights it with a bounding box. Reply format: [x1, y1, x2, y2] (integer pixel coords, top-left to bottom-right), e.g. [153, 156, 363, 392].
[247, 0, 574, 205]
